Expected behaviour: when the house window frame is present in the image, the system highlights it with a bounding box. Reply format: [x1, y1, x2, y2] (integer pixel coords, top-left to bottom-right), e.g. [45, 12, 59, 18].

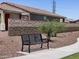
[44, 16, 47, 20]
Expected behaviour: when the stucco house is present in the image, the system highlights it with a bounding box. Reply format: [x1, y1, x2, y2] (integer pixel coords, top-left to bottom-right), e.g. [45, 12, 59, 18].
[0, 2, 65, 35]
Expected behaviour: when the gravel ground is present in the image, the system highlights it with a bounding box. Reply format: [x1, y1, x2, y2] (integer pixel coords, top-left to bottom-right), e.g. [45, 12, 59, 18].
[0, 31, 79, 59]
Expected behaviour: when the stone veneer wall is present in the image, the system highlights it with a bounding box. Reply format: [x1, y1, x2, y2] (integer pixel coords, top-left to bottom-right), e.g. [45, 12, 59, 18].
[8, 19, 45, 36]
[8, 19, 79, 36]
[8, 27, 40, 36]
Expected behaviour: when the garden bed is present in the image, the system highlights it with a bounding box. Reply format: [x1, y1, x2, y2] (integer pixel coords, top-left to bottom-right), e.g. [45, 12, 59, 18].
[0, 31, 79, 59]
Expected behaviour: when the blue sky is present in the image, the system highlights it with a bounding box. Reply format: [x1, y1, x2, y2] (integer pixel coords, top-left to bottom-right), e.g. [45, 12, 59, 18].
[0, 0, 79, 20]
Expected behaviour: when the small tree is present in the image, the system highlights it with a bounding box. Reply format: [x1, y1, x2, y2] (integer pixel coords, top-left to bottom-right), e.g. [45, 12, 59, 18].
[38, 21, 65, 40]
[38, 22, 53, 40]
[51, 22, 65, 37]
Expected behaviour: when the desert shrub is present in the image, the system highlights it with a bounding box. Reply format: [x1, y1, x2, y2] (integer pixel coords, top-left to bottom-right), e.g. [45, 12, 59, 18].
[38, 21, 65, 38]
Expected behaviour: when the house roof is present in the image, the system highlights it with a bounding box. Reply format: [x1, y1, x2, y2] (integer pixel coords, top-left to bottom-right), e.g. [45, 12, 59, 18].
[1, 2, 65, 18]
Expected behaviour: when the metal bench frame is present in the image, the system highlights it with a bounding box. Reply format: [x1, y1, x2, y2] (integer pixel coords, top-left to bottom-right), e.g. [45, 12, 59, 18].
[21, 34, 49, 53]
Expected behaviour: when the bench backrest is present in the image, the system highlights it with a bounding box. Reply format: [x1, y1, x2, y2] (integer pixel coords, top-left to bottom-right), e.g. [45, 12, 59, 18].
[21, 34, 43, 45]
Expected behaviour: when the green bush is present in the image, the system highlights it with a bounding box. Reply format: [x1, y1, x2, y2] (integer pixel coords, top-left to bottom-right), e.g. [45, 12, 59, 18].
[38, 22, 53, 38]
[38, 21, 79, 38]
[38, 21, 65, 38]
[51, 21, 65, 36]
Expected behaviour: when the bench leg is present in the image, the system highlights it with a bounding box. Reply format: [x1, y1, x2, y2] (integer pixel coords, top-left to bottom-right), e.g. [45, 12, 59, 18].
[40, 43, 43, 48]
[47, 42, 49, 49]
[21, 45, 23, 51]
[47, 40, 49, 49]
[28, 44, 30, 53]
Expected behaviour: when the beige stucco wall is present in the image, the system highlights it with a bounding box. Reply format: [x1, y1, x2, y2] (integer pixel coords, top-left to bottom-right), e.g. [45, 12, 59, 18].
[1, 4, 26, 13]
[0, 10, 5, 30]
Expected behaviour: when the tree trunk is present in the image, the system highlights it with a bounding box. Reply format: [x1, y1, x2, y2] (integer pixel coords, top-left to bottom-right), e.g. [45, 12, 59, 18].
[47, 32, 51, 42]
[53, 33, 57, 37]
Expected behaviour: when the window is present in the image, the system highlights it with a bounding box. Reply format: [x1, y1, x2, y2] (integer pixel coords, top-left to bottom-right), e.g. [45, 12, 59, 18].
[44, 16, 47, 20]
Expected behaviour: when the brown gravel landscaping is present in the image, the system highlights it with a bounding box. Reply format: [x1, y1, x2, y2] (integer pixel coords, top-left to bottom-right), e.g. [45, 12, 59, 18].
[0, 31, 79, 59]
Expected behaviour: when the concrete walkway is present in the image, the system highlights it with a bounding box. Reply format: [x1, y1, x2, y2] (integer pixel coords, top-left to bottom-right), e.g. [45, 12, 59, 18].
[8, 38, 79, 59]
